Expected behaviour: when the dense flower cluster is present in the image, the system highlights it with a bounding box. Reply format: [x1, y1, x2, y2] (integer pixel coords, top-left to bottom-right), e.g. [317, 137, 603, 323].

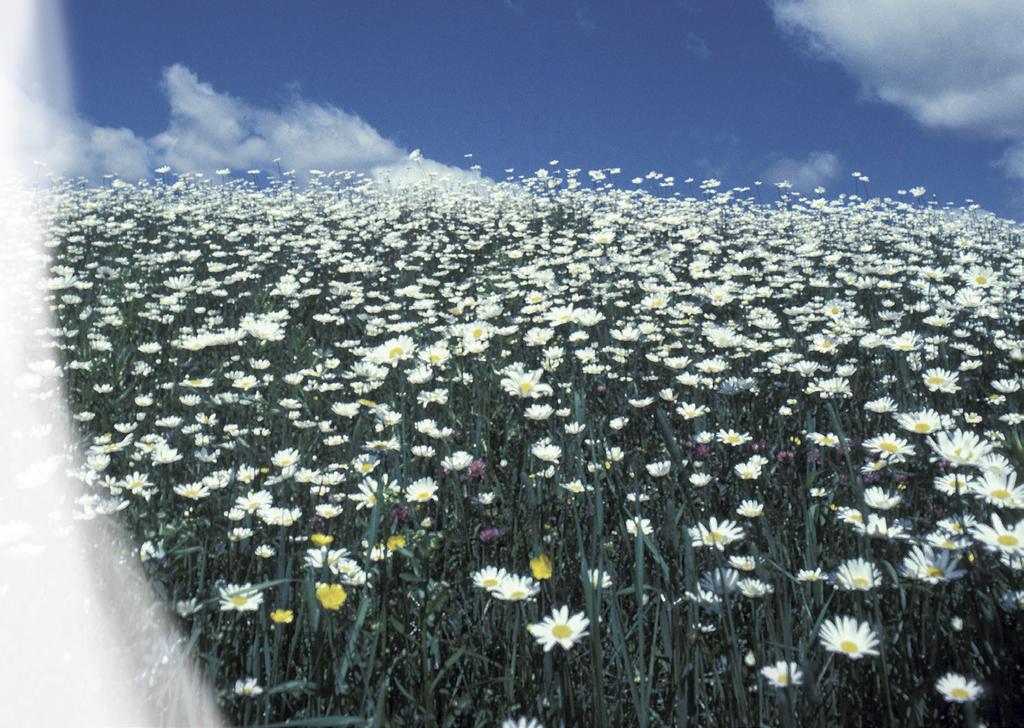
[39, 168, 1024, 725]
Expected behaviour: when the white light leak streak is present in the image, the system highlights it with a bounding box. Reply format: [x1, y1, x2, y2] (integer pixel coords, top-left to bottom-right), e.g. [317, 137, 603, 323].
[0, 2, 223, 725]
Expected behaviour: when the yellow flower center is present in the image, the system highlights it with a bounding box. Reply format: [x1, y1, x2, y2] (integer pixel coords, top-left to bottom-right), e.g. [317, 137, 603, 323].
[926, 566, 943, 577]
[853, 577, 870, 588]
[951, 687, 970, 699]
[482, 578, 498, 588]
[991, 489, 1010, 500]
[880, 442, 899, 452]
[913, 423, 931, 432]
[552, 624, 573, 639]
[230, 595, 248, 606]
[520, 382, 534, 394]
[926, 377, 944, 385]
[839, 640, 859, 654]
[388, 347, 404, 359]
[777, 674, 789, 686]
[997, 534, 1019, 546]
[508, 590, 526, 600]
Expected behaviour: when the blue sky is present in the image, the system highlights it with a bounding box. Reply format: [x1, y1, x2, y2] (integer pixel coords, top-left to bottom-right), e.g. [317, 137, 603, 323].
[57, 1, 1024, 217]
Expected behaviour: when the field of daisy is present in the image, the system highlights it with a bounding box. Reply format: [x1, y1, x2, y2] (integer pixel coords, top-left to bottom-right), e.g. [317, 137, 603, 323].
[44, 169, 1023, 727]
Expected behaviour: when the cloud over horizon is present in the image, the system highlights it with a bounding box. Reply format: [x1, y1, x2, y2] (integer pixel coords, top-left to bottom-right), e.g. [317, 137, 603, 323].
[762, 150, 840, 193]
[770, 0, 1024, 185]
[15, 63, 480, 185]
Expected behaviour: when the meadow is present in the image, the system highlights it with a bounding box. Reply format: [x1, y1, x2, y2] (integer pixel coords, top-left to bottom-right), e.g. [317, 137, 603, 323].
[44, 169, 1024, 726]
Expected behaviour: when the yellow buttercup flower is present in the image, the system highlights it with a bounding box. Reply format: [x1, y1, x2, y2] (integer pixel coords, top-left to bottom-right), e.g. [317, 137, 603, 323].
[310, 533, 334, 547]
[270, 609, 294, 624]
[316, 583, 348, 610]
[530, 553, 553, 580]
[386, 534, 406, 551]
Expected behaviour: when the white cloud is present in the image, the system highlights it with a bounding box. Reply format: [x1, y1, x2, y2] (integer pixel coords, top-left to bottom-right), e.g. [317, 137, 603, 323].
[574, 4, 598, 33]
[151, 64, 408, 179]
[762, 150, 840, 192]
[1, 82, 151, 180]
[502, 0, 526, 15]
[684, 32, 710, 61]
[11, 63, 479, 186]
[996, 143, 1024, 181]
[771, 1, 1024, 139]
